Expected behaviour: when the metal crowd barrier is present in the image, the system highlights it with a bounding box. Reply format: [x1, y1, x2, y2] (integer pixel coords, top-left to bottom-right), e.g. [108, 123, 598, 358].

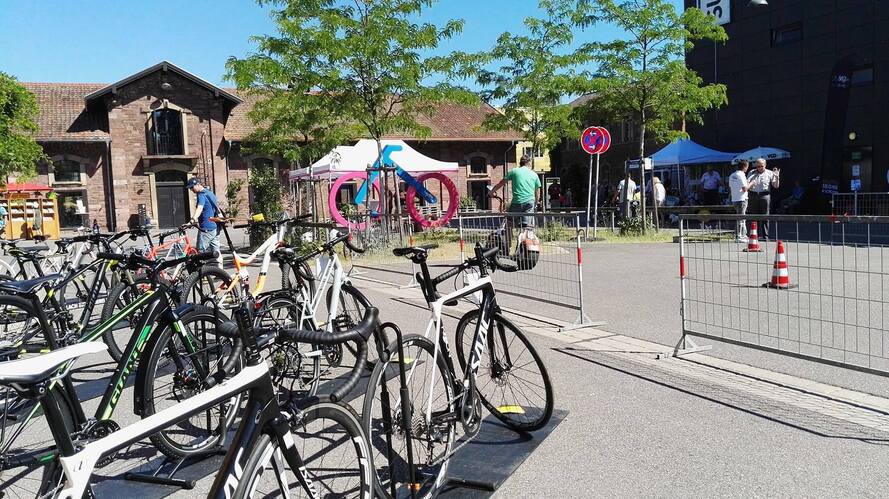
[675, 213, 889, 376]
[457, 211, 593, 325]
[832, 192, 889, 216]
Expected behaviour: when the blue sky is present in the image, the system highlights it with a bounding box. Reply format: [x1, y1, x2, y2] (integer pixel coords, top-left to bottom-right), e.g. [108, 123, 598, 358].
[0, 0, 682, 87]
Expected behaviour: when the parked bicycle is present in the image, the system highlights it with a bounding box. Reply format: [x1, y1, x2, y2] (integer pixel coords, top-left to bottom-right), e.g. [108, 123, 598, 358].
[363, 243, 554, 498]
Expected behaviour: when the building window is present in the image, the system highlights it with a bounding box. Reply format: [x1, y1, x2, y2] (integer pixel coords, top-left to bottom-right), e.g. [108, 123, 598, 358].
[771, 23, 802, 46]
[57, 190, 88, 228]
[469, 156, 487, 175]
[53, 159, 81, 184]
[852, 65, 874, 86]
[150, 108, 184, 155]
[522, 146, 542, 158]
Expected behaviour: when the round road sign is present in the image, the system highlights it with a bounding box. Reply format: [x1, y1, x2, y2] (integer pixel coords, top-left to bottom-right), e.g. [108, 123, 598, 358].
[581, 126, 611, 155]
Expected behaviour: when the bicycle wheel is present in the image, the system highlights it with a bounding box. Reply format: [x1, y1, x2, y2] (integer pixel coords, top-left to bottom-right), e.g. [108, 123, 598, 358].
[454, 310, 554, 431]
[363, 334, 456, 499]
[254, 293, 321, 397]
[235, 401, 374, 499]
[0, 385, 77, 499]
[180, 265, 234, 308]
[325, 283, 380, 368]
[0, 294, 47, 357]
[100, 279, 151, 362]
[280, 259, 315, 298]
[139, 304, 243, 459]
[58, 265, 112, 330]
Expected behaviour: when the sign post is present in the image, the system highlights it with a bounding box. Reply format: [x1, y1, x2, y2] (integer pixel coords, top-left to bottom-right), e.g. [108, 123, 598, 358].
[581, 126, 611, 239]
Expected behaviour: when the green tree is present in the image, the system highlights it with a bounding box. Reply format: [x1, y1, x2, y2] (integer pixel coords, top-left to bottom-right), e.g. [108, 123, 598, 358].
[474, 0, 594, 170]
[224, 178, 245, 220]
[583, 0, 728, 229]
[248, 161, 283, 245]
[0, 72, 45, 179]
[226, 0, 478, 167]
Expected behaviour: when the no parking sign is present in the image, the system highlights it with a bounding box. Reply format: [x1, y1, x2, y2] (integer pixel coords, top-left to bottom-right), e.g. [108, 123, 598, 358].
[581, 126, 611, 155]
[582, 126, 611, 240]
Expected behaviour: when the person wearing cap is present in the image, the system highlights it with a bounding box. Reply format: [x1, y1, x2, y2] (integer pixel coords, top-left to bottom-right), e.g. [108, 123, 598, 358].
[489, 154, 541, 228]
[187, 177, 221, 263]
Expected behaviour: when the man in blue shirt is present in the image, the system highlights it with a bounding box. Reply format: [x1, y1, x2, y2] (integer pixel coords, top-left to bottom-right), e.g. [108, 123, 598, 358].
[187, 177, 221, 264]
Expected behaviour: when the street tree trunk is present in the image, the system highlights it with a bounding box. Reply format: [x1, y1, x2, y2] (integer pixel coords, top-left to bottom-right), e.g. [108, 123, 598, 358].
[638, 112, 647, 234]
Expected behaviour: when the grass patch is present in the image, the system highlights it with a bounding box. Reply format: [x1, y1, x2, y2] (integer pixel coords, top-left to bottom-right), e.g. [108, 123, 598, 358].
[591, 229, 675, 244]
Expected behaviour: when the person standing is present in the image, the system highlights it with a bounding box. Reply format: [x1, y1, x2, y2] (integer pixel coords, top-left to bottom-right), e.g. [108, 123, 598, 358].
[489, 155, 541, 227]
[729, 160, 752, 242]
[564, 187, 573, 207]
[700, 166, 722, 205]
[614, 176, 637, 219]
[187, 177, 222, 264]
[746, 158, 780, 238]
[652, 176, 666, 226]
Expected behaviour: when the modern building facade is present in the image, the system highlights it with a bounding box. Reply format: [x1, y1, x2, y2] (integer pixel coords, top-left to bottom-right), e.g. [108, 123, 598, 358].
[685, 0, 889, 195]
[23, 61, 520, 230]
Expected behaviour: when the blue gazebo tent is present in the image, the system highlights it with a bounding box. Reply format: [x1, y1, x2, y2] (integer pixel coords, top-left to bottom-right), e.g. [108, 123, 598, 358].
[646, 138, 738, 196]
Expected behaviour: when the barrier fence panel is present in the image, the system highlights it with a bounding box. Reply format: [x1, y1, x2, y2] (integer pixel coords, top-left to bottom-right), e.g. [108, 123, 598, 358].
[458, 211, 592, 325]
[677, 213, 889, 375]
[832, 192, 889, 216]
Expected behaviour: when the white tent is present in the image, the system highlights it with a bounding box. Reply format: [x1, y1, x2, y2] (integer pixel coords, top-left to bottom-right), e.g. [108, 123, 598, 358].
[289, 139, 458, 181]
[732, 146, 791, 164]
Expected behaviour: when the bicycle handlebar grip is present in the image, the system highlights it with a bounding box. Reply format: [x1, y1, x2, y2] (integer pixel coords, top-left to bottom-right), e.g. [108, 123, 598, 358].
[233, 223, 249, 229]
[482, 246, 500, 260]
[194, 250, 220, 262]
[343, 233, 365, 254]
[96, 252, 127, 261]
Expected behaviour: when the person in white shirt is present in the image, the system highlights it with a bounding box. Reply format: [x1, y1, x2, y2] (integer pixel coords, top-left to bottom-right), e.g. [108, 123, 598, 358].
[729, 160, 752, 242]
[746, 158, 780, 237]
[614, 177, 637, 219]
[700, 166, 722, 205]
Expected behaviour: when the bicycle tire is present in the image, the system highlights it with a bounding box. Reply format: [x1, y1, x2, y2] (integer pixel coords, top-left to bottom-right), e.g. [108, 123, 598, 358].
[363, 334, 455, 499]
[180, 265, 234, 308]
[0, 385, 77, 499]
[138, 304, 243, 459]
[324, 283, 381, 368]
[58, 265, 113, 331]
[254, 293, 321, 397]
[0, 294, 51, 358]
[280, 259, 315, 298]
[454, 310, 554, 431]
[99, 278, 151, 363]
[235, 401, 374, 499]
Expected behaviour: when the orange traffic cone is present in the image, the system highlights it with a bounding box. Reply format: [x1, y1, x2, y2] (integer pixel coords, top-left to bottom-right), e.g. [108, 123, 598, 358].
[743, 221, 763, 252]
[763, 240, 795, 289]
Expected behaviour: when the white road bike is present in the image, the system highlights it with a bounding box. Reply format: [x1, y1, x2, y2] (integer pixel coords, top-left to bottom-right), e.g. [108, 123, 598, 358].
[362, 243, 554, 498]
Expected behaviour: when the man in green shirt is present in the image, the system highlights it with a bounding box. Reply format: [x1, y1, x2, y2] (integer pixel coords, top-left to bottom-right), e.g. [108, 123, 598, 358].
[489, 155, 542, 227]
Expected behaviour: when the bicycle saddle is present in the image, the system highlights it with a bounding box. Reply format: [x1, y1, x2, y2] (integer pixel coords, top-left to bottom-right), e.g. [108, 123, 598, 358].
[0, 342, 107, 389]
[392, 244, 438, 258]
[0, 274, 60, 294]
[16, 244, 49, 254]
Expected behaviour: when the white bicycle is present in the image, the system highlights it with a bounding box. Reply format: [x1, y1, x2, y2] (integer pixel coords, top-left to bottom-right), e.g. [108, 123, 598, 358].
[362, 243, 554, 498]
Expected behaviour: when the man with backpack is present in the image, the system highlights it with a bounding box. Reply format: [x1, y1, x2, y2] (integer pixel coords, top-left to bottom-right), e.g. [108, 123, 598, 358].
[187, 177, 221, 264]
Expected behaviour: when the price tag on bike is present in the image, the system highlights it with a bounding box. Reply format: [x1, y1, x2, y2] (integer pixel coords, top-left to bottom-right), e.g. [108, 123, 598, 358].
[581, 126, 611, 155]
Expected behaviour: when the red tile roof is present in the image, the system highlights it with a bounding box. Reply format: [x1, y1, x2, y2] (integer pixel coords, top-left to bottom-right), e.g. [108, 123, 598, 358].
[19, 82, 520, 143]
[223, 89, 521, 142]
[20, 83, 109, 141]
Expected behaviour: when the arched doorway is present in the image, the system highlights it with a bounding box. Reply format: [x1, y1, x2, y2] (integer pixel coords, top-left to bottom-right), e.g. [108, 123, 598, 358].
[155, 170, 188, 227]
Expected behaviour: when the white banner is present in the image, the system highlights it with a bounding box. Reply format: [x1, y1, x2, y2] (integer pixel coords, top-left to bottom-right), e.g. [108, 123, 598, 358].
[698, 0, 731, 26]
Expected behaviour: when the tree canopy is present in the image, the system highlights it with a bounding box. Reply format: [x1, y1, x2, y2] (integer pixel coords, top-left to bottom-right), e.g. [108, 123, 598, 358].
[0, 72, 44, 179]
[226, 0, 478, 165]
[473, 0, 595, 164]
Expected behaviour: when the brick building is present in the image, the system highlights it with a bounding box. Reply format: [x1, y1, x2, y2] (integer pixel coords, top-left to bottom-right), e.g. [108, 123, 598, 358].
[24, 61, 521, 230]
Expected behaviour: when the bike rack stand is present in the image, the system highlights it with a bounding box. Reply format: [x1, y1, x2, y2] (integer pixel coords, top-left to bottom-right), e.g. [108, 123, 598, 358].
[124, 446, 226, 490]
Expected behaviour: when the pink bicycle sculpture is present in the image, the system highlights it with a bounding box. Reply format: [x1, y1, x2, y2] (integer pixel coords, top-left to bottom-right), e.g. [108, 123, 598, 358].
[328, 144, 459, 230]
